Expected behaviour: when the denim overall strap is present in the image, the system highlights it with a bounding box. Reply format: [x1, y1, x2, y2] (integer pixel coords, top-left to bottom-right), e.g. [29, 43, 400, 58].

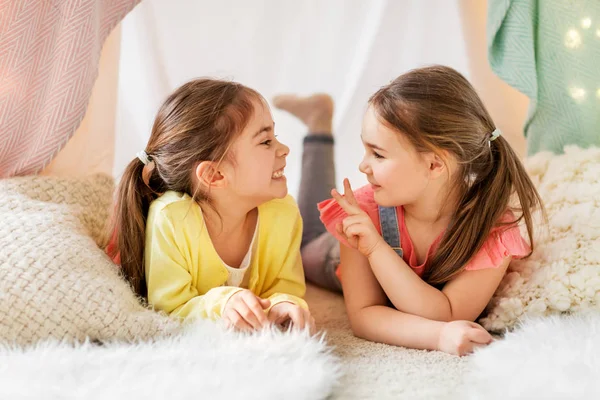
[378, 206, 403, 258]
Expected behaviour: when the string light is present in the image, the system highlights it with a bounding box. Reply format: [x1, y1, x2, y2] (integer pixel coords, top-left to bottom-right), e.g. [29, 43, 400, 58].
[581, 17, 592, 29]
[569, 86, 586, 101]
[596, 88, 600, 100]
[565, 29, 582, 48]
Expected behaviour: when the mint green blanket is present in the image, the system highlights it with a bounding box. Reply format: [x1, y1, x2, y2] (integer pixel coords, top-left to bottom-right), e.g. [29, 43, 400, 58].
[487, 0, 600, 155]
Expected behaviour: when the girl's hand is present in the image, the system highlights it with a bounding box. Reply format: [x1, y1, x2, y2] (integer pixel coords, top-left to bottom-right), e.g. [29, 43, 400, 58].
[332, 179, 385, 257]
[268, 302, 316, 335]
[222, 290, 271, 332]
[437, 320, 493, 356]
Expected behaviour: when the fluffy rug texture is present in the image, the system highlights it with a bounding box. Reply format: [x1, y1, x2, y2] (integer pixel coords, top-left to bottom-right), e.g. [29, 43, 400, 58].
[306, 285, 469, 399]
[465, 313, 600, 399]
[0, 320, 341, 400]
[0, 175, 180, 344]
[3, 280, 597, 400]
[310, 286, 600, 400]
[480, 146, 600, 332]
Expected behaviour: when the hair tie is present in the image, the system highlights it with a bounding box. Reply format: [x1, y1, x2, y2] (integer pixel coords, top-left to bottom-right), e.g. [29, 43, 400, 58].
[136, 150, 154, 186]
[141, 161, 155, 187]
[489, 128, 502, 142]
[136, 150, 150, 165]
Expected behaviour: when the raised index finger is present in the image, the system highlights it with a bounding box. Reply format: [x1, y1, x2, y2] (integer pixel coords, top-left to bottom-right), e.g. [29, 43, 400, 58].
[331, 186, 362, 215]
[342, 178, 359, 206]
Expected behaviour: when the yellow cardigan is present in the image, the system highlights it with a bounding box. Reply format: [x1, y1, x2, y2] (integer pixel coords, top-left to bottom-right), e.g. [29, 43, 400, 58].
[144, 191, 308, 321]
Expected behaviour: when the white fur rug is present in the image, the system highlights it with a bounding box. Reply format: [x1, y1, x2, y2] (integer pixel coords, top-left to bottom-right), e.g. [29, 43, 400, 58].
[309, 285, 600, 400]
[0, 320, 341, 400]
[3, 283, 600, 400]
[464, 313, 600, 399]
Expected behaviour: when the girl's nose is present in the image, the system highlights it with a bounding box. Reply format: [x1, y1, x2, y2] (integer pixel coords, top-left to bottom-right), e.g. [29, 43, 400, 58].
[277, 141, 289, 158]
[359, 158, 369, 174]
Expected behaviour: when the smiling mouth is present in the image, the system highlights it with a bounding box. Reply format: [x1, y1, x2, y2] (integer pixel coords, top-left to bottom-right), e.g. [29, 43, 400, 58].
[272, 168, 285, 179]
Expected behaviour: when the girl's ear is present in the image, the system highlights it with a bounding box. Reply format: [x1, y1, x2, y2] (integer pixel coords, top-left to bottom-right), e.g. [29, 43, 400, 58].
[426, 151, 448, 179]
[195, 161, 227, 189]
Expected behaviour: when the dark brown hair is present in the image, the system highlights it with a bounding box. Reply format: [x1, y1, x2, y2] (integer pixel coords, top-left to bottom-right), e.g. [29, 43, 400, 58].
[369, 65, 545, 286]
[107, 78, 262, 296]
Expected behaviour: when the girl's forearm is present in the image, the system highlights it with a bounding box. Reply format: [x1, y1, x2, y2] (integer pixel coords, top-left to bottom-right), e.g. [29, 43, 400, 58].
[348, 305, 445, 350]
[367, 244, 453, 321]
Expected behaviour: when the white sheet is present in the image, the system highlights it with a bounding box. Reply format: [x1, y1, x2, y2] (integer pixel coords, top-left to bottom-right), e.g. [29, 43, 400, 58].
[46, 1, 528, 182]
[114, 0, 471, 195]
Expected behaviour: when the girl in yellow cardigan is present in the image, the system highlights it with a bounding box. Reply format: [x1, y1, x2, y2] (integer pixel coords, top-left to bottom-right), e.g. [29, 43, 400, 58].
[107, 78, 314, 333]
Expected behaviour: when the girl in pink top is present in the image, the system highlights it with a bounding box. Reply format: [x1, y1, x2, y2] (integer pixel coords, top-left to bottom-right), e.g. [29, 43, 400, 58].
[274, 65, 544, 356]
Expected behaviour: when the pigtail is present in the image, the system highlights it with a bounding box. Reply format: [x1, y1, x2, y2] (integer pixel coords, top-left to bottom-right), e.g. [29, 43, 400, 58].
[107, 158, 159, 297]
[424, 135, 544, 285]
[493, 136, 545, 254]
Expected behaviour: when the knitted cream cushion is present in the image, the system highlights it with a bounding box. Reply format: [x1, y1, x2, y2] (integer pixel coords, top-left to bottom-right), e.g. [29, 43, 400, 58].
[480, 146, 600, 332]
[0, 174, 180, 345]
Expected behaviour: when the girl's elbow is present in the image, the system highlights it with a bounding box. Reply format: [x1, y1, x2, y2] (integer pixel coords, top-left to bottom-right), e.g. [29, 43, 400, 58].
[347, 309, 371, 339]
[350, 323, 370, 341]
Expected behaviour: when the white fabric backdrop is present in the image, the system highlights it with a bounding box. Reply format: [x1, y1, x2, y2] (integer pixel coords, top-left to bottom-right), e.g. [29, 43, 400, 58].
[114, 0, 470, 196]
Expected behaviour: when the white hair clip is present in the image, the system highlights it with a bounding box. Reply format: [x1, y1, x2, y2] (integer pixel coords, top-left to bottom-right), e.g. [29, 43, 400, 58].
[490, 128, 502, 142]
[136, 150, 150, 165]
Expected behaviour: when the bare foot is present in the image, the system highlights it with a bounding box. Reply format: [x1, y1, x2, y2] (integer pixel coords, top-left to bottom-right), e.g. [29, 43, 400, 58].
[272, 93, 334, 134]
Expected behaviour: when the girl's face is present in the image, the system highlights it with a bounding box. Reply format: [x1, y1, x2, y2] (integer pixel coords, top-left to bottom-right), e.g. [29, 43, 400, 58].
[220, 100, 290, 204]
[358, 106, 433, 207]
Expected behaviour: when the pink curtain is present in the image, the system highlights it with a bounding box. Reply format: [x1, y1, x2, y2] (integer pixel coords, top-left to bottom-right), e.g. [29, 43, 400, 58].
[0, 0, 141, 178]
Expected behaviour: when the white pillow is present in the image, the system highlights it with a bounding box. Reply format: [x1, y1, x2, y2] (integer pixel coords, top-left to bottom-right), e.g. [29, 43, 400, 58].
[0, 174, 180, 345]
[479, 146, 600, 332]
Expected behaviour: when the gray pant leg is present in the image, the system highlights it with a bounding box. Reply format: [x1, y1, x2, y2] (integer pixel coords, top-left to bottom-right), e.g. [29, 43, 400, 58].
[298, 135, 336, 247]
[301, 232, 342, 292]
[297, 134, 342, 292]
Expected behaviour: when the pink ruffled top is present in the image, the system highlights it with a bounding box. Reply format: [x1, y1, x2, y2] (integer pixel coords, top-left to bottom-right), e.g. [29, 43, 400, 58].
[317, 185, 531, 277]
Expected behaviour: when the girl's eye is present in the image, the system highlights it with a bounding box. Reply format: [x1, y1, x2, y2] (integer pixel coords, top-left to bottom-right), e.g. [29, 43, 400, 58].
[373, 151, 384, 159]
[261, 140, 272, 146]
